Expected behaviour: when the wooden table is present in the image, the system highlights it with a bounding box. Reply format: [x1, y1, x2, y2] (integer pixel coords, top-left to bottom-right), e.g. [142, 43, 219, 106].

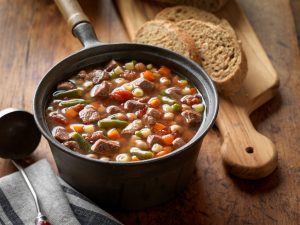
[0, 0, 299, 224]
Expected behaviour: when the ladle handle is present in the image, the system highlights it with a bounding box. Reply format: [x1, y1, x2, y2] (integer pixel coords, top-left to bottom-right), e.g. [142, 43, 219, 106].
[12, 161, 51, 225]
[54, 0, 90, 30]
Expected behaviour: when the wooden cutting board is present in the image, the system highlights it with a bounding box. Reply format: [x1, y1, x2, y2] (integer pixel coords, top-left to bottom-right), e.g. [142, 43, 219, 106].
[115, 0, 279, 179]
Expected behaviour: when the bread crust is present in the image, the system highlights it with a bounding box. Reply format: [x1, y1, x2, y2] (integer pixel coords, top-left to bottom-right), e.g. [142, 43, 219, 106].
[151, 0, 229, 12]
[135, 20, 202, 64]
[155, 5, 221, 24]
[177, 19, 247, 94]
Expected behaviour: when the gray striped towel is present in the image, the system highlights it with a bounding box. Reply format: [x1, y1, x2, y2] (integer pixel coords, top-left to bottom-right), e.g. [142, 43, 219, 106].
[0, 159, 123, 225]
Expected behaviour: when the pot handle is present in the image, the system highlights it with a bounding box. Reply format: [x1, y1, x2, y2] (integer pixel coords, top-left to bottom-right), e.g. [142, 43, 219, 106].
[54, 0, 100, 47]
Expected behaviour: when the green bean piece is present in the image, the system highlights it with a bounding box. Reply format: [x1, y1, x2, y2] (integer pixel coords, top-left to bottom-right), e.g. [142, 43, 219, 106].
[159, 89, 166, 95]
[98, 119, 129, 129]
[109, 71, 118, 79]
[70, 132, 91, 153]
[134, 130, 143, 138]
[59, 99, 92, 107]
[172, 103, 181, 112]
[129, 147, 154, 160]
[161, 96, 176, 105]
[53, 89, 82, 99]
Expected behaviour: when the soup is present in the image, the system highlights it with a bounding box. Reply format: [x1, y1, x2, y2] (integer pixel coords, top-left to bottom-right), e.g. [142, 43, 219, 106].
[46, 60, 205, 162]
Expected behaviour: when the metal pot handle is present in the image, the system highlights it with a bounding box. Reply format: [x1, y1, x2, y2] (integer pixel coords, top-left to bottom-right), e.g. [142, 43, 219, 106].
[54, 0, 100, 47]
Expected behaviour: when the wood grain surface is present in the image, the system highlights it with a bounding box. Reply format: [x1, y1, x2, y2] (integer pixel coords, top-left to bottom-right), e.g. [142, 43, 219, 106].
[0, 0, 299, 224]
[116, 0, 279, 180]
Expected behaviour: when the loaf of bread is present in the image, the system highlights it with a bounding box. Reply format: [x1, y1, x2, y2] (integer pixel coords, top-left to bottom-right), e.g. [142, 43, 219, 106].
[177, 19, 247, 94]
[134, 20, 202, 64]
[150, 0, 228, 12]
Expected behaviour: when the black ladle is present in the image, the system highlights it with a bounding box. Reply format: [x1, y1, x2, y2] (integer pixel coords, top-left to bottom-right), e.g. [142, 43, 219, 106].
[0, 108, 51, 225]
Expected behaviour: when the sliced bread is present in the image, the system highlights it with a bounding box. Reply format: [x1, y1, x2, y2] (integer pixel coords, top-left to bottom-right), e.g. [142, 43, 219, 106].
[134, 20, 202, 64]
[177, 19, 247, 94]
[151, 0, 229, 12]
[155, 5, 235, 35]
[155, 5, 221, 25]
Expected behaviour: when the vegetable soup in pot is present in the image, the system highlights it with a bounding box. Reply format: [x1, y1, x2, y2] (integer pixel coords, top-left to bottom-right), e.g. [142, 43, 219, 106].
[46, 59, 206, 162]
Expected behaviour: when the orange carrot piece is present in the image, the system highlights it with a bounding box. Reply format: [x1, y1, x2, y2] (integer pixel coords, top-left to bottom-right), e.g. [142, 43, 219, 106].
[190, 87, 197, 95]
[159, 66, 171, 77]
[153, 122, 166, 131]
[163, 146, 173, 152]
[149, 98, 161, 108]
[162, 134, 175, 145]
[90, 101, 101, 110]
[156, 149, 172, 157]
[70, 124, 84, 133]
[143, 70, 155, 81]
[107, 128, 121, 140]
[65, 108, 78, 118]
[131, 156, 140, 161]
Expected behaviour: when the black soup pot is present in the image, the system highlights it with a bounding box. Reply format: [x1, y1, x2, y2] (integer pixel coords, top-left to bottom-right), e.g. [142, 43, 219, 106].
[34, 0, 218, 210]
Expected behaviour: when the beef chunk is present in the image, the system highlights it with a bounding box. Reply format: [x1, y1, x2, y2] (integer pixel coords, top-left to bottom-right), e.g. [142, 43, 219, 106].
[48, 112, 68, 125]
[106, 105, 123, 114]
[172, 138, 186, 149]
[64, 141, 80, 152]
[92, 70, 110, 84]
[83, 131, 107, 143]
[122, 120, 143, 135]
[146, 108, 161, 119]
[52, 127, 70, 141]
[79, 105, 101, 124]
[180, 95, 200, 105]
[91, 139, 120, 153]
[138, 96, 150, 103]
[143, 115, 156, 126]
[90, 81, 112, 98]
[133, 78, 154, 92]
[57, 81, 75, 90]
[124, 100, 145, 111]
[78, 70, 88, 79]
[105, 60, 119, 71]
[147, 135, 163, 146]
[120, 70, 138, 81]
[181, 110, 202, 125]
[165, 87, 182, 99]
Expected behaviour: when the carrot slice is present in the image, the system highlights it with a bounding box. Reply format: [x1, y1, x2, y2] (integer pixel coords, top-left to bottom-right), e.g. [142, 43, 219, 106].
[148, 98, 161, 108]
[107, 128, 121, 140]
[143, 70, 155, 81]
[70, 124, 84, 133]
[65, 107, 78, 118]
[156, 148, 172, 157]
[90, 101, 101, 110]
[190, 87, 197, 95]
[131, 156, 140, 161]
[162, 134, 175, 145]
[153, 122, 166, 131]
[158, 66, 171, 77]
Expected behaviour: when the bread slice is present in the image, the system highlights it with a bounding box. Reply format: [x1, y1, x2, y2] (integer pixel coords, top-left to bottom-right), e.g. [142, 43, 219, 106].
[177, 19, 247, 94]
[155, 5, 235, 35]
[155, 5, 221, 25]
[151, 0, 228, 12]
[134, 20, 202, 64]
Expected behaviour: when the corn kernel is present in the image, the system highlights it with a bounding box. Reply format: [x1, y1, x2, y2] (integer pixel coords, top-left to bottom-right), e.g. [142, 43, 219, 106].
[152, 144, 163, 153]
[132, 88, 144, 97]
[83, 125, 95, 133]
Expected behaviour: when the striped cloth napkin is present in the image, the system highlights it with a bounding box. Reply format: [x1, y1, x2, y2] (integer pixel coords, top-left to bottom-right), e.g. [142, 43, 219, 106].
[0, 159, 123, 225]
